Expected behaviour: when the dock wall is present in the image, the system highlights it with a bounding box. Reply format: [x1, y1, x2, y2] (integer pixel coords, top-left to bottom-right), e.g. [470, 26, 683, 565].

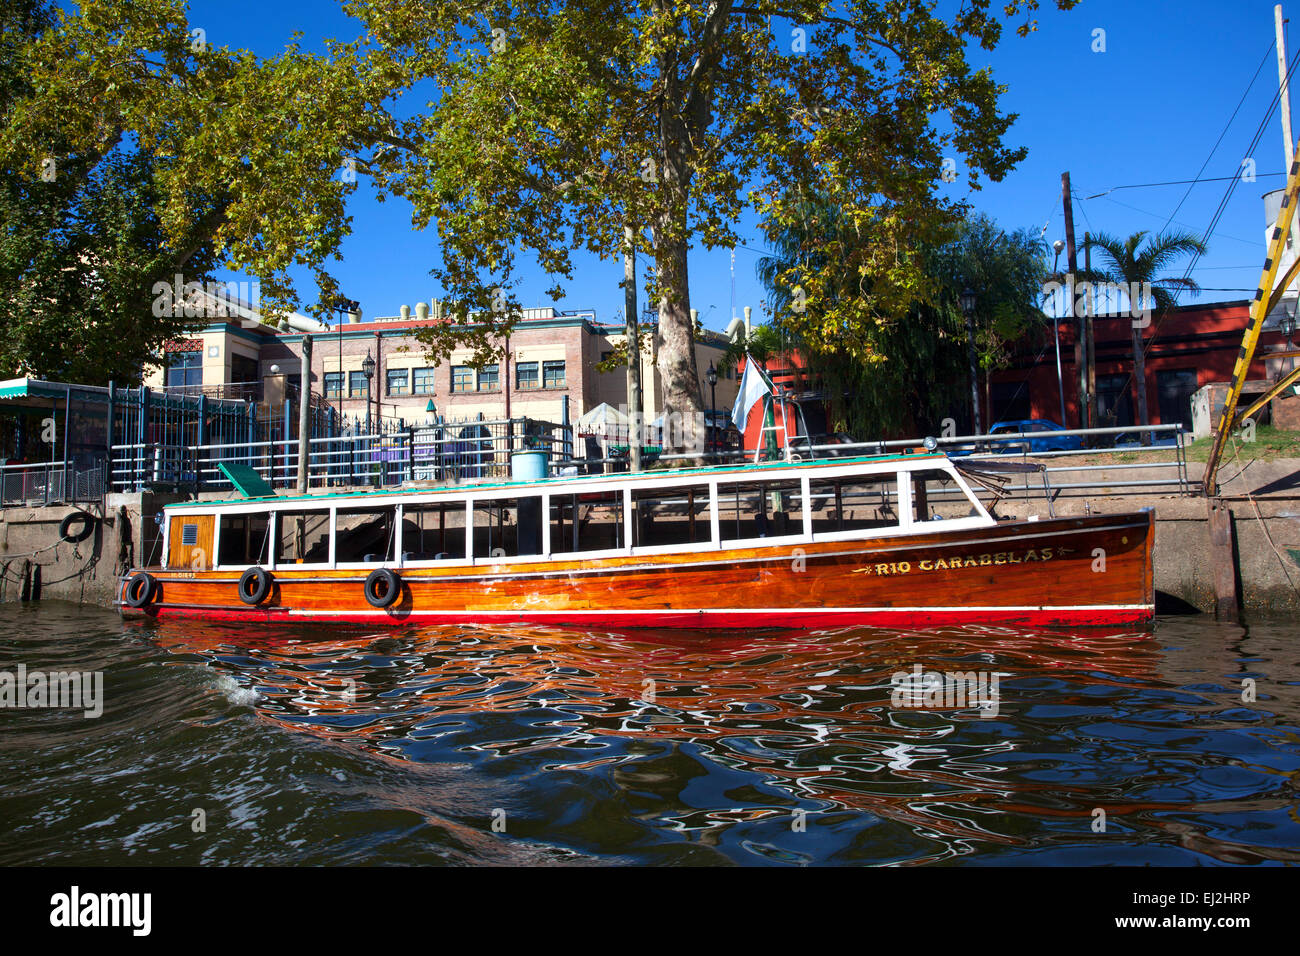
[0, 493, 183, 607]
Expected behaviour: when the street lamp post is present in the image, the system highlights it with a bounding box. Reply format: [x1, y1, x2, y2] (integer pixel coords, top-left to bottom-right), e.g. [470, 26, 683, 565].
[361, 350, 376, 434]
[706, 360, 718, 460]
[960, 287, 981, 434]
[332, 297, 359, 423]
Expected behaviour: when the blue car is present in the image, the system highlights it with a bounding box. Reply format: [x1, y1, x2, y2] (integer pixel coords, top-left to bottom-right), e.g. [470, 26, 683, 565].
[986, 419, 1083, 454]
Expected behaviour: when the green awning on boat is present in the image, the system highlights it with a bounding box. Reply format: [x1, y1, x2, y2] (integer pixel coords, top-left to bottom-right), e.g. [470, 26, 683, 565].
[218, 462, 278, 499]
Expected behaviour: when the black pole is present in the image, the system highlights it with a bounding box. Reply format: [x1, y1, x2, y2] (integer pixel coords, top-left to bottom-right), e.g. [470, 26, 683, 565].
[105, 379, 115, 496]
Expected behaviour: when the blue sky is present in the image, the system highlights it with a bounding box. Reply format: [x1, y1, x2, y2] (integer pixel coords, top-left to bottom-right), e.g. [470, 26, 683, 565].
[188, 0, 1295, 330]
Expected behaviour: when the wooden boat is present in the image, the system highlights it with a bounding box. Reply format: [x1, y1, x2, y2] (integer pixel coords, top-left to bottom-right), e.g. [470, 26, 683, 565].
[116, 451, 1155, 628]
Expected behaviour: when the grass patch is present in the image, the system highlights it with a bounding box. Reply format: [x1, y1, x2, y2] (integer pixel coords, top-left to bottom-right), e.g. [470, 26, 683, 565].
[1183, 425, 1300, 462]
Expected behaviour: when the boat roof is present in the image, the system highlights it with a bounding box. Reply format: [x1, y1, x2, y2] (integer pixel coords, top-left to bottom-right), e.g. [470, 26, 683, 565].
[165, 450, 951, 510]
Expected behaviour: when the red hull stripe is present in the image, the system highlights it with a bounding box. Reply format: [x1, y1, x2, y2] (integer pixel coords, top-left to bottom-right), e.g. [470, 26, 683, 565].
[123, 604, 1154, 628]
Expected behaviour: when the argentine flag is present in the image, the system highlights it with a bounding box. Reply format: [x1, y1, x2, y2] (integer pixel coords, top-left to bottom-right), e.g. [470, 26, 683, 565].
[731, 357, 773, 435]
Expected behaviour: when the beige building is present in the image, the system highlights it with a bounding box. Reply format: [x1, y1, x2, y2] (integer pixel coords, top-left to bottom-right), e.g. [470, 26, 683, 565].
[148, 300, 740, 429]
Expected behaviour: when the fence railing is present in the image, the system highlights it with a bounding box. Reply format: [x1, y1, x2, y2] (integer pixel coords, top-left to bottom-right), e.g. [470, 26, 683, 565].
[553, 423, 1195, 500]
[0, 460, 105, 507]
[37, 417, 1197, 503]
[109, 417, 567, 492]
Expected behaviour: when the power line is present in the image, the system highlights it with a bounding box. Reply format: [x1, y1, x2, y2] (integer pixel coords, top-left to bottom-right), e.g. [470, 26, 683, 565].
[1091, 194, 1258, 246]
[1085, 171, 1284, 200]
[1163, 39, 1277, 232]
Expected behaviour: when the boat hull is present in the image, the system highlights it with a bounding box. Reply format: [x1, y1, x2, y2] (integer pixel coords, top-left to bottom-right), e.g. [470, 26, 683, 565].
[118, 511, 1155, 629]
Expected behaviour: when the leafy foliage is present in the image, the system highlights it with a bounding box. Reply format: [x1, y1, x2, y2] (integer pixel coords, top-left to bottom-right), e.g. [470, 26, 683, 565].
[1, 0, 1076, 410]
[756, 207, 1048, 437]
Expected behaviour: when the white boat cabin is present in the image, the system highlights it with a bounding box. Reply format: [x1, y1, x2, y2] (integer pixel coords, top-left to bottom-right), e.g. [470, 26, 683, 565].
[161, 453, 996, 572]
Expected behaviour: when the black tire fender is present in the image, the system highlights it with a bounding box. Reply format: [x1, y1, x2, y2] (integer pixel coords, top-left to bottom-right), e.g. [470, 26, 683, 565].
[238, 566, 272, 605]
[124, 571, 157, 608]
[59, 511, 96, 543]
[364, 568, 401, 608]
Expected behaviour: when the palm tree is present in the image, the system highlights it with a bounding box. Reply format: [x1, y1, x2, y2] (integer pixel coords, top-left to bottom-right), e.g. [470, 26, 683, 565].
[1079, 230, 1206, 444]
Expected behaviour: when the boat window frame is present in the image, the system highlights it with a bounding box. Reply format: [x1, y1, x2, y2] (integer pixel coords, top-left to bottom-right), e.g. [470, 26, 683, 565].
[627, 480, 719, 556]
[332, 502, 403, 571]
[712, 474, 812, 550]
[206, 504, 275, 570]
[269, 506, 337, 570]
[539, 485, 633, 562]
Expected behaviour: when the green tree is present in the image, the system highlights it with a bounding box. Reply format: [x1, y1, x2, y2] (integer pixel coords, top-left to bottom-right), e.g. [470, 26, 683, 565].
[931, 215, 1050, 431]
[0, 0, 224, 384]
[754, 206, 1047, 438]
[2, 0, 1075, 427]
[1079, 229, 1207, 441]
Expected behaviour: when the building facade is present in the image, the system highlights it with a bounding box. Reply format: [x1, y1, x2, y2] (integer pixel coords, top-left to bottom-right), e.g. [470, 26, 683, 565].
[147, 303, 741, 431]
[987, 298, 1298, 433]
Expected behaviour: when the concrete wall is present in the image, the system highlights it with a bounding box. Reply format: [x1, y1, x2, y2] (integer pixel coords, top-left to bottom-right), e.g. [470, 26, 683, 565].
[0, 493, 182, 606]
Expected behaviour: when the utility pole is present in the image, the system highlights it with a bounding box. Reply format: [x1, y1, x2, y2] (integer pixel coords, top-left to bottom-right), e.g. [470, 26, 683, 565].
[1279, 5, 1294, 166]
[1083, 231, 1097, 432]
[1062, 171, 1086, 430]
[1278, 4, 1299, 295]
[624, 224, 642, 473]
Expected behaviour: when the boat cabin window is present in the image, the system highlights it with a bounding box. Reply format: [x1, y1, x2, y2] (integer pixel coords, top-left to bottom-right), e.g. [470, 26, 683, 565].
[908, 468, 973, 521]
[630, 484, 711, 548]
[217, 513, 270, 567]
[809, 475, 898, 534]
[335, 506, 398, 564]
[472, 496, 543, 558]
[274, 509, 332, 565]
[717, 479, 805, 543]
[550, 489, 624, 554]
[404, 501, 469, 561]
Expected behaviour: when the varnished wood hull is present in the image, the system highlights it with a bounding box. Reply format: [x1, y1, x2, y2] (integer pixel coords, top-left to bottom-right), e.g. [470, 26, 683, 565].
[119, 511, 1156, 629]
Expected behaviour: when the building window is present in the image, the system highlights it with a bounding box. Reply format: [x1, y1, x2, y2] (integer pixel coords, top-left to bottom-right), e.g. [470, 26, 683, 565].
[349, 370, 369, 397]
[516, 361, 539, 389]
[166, 350, 202, 389]
[324, 372, 343, 398]
[478, 363, 499, 390]
[543, 360, 566, 388]
[387, 369, 409, 395]
[452, 366, 474, 392]
[413, 367, 435, 395]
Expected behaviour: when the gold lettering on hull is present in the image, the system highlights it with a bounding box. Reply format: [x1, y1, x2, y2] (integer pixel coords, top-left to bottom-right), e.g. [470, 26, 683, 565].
[857, 547, 1069, 576]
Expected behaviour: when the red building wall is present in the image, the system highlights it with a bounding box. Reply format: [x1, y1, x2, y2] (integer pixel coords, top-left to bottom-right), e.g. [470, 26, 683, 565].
[990, 299, 1285, 430]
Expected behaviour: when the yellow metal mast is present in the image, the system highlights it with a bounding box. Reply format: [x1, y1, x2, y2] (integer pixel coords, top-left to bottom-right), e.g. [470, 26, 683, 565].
[1203, 142, 1300, 496]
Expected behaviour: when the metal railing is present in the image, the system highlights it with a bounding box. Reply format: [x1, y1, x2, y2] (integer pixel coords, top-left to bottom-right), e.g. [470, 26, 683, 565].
[109, 417, 567, 492]
[1, 460, 105, 506]
[553, 423, 1195, 499]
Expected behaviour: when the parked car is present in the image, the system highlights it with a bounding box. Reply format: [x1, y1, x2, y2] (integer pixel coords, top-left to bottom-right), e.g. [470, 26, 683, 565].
[1112, 429, 1180, 448]
[986, 419, 1082, 454]
[787, 432, 860, 459]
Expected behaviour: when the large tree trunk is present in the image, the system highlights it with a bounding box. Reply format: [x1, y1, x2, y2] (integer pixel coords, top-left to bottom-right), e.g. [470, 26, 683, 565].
[653, 220, 703, 455]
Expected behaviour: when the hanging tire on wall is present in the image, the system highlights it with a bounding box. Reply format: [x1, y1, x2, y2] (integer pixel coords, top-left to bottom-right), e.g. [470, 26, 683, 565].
[59, 511, 97, 543]
[238, 567, 273, 605]
[364, 568, 401, 608]
[124, 571, 157, 608]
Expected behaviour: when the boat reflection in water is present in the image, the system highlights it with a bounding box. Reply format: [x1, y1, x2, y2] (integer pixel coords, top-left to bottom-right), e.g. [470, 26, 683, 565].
[135, 616, 1300, 865]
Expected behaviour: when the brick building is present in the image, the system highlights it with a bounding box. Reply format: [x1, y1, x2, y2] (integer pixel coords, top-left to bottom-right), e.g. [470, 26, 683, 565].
[987, 297, 1299, 433]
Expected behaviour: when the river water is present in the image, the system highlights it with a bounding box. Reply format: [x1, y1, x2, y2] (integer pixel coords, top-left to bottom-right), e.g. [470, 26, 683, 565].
[1, 601, 1297, 866]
